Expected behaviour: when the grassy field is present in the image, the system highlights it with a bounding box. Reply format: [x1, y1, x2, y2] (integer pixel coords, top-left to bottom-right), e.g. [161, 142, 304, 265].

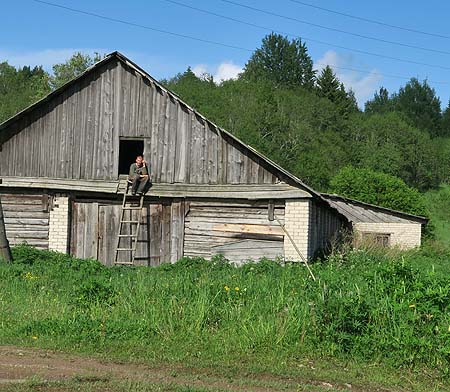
[425, 184, 450, 247]
[0, 244, 449, 390]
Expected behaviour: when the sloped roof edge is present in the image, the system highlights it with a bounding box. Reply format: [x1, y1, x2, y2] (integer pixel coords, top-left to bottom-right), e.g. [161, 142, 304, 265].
[0, 51, 320, 199]
[321, 193, 428, 224]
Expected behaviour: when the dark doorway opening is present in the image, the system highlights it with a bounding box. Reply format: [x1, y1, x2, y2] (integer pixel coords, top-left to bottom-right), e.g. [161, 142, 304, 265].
[118, 139, 144, 175]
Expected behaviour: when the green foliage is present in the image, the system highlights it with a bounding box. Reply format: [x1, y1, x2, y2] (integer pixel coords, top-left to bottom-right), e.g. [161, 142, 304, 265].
[50, 52, 103, 90]
[242, 33, 315, 89]
[0, 62, 50, 122]
[0, 245, 449, 376]
[393, 78, 442, 137]
[424, 185, 450, 247]
[329, 166, 428, 217]
[315, 66, 358, 117]
[364, 87, 392, 114]
[344, 112, 440, 190]
[364, 79, 444, 138]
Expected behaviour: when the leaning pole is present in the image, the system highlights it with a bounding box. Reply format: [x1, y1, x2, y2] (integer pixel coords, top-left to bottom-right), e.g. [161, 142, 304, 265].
[0, 179, 12, 262]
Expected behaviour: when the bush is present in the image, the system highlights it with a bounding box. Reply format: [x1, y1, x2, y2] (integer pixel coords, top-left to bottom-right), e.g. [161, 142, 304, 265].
[329, 166, 427, 216]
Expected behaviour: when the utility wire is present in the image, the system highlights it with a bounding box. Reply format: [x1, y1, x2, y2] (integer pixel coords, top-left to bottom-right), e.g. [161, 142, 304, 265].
[31, 0, 252, 52]
[31, 0, 450, 81]
[287, 0, 450, 40]
[219, 0, 450, 56]
[162, 0, 450, 78]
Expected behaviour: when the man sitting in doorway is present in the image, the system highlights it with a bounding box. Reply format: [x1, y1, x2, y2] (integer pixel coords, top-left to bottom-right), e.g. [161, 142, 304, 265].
[128, 155, 151, 195]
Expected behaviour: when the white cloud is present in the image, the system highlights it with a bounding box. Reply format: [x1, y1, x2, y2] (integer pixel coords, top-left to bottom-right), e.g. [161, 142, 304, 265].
[315, 50, 383, 106]
[214, 61, 242, 82]
[192, 61, 243, 83]
[0, 48, 109, 71]
[192, 64, 208, 78]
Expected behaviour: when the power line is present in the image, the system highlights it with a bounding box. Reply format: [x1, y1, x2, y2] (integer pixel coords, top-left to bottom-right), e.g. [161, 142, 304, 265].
[219, 0, 450, 56]
[162, 0, 450, 77]
[287, 0, 450, 40]
[31, 0, 252, 52]
[30, 0, 450, 83]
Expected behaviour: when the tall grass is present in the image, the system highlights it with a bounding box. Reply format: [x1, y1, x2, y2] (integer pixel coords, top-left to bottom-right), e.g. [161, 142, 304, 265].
[0, 245, 449, 375]
[424, 184, 450, 247]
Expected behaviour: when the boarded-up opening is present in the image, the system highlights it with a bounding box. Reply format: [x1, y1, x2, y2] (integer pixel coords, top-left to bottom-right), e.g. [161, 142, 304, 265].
[0, 192, 50, 249]
[118, 139, 144, 175]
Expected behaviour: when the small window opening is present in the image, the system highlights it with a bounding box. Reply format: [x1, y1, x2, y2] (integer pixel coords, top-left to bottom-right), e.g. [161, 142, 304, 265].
[361, 232, 391, 248]
[118, 139, 144, 176]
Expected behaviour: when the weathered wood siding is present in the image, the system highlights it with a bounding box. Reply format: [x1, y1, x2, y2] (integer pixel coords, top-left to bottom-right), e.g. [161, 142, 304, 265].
[0, 192, 50, 249]
[70, 199, 185, 266]
[308, 201, 347, 257]
[0, 59, 277, 185]
[184, 201, 285, 261]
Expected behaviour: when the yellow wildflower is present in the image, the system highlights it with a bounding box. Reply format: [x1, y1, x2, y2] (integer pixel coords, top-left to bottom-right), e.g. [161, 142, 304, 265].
[32, 336, 38, 340]
[224, 285, 230, 291]
[234, 287, 239, 292]
[409, 304, 416, 309]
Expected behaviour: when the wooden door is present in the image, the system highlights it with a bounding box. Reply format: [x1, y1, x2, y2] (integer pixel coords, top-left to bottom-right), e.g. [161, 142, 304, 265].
[70, 200, 185, 266]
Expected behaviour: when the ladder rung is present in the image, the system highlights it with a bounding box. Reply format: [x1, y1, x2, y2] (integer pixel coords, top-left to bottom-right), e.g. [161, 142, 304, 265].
[118, 234, 138, 238]
[121, 220, 139, 223]
[123, 207, 143, 210]
[116, 248, 135, 251]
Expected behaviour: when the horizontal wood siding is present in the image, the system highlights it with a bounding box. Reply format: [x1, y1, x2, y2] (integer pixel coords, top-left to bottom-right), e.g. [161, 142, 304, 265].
[0, 192, 50, 249]
[0, 60, 278, 185]
[70, 199, 184, 266]
[184, 201, 285, 261]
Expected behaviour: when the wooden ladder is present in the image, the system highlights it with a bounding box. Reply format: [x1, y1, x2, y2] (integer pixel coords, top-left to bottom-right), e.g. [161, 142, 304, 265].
[114, 190, 145, 266]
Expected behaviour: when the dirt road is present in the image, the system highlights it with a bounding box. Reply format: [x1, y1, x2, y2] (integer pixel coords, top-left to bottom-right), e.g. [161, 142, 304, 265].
[0, 346, 386, 391]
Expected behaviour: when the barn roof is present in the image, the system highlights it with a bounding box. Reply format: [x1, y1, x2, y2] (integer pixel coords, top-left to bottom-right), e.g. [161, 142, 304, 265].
[0, 51, 317, 199]
[321, 193, 428, 224]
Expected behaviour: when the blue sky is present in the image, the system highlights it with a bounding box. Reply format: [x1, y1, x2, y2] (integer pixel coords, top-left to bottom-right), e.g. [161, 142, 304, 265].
[2, 0, 450, 108]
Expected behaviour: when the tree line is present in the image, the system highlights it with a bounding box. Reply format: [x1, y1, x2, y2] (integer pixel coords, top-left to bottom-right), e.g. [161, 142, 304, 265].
[1, 35, 449, 198]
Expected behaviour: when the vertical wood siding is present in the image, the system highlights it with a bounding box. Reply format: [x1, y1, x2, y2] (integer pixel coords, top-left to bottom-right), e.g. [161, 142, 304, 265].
[70, 199, 185, 266]
[308, 201, 347, 257]
[0, 59, 277, 185]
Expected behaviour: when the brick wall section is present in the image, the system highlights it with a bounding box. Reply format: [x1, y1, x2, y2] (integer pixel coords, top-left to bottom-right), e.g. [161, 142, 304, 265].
[48, 194, 70, 253]
[354, 222, 421, 249]
[284, 199, 311, 260]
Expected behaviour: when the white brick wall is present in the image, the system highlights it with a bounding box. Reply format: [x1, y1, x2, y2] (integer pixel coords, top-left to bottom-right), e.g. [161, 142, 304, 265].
[354, 222, 421, 249]
[284, 199, 311, 260]
[48, 194, 70, 253]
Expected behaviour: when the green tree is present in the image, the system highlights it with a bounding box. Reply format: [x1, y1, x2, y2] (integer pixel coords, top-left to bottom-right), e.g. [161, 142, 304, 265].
[329, 166, 428, 217]
[241, 33, 315, 89]
[392, 78, 442, 137]
[364, 87, 392, 114]
[316, 66, 358, 116]
[440, 100, 450, 138]
[344, 112, 440, 190]
[0, 62, 50, 123]
[51, 52, 102, 90]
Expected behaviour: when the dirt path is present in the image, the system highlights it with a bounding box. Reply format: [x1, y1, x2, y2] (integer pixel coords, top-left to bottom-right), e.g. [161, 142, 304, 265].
[0, 346, 385, 391]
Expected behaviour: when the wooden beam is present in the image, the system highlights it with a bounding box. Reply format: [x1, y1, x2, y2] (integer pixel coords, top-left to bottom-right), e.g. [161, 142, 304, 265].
[0, 185, 12, 262]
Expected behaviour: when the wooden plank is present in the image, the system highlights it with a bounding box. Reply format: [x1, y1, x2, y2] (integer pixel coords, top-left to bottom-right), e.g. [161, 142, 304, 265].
[174, 104, 189, 183]
[149, 204, 162, 266]
[161, 204, 171, 263]
[166, 97, 177, 184]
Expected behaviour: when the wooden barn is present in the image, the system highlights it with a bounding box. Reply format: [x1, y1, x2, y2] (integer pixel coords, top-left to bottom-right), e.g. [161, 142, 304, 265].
[0, 52, 425, 265]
